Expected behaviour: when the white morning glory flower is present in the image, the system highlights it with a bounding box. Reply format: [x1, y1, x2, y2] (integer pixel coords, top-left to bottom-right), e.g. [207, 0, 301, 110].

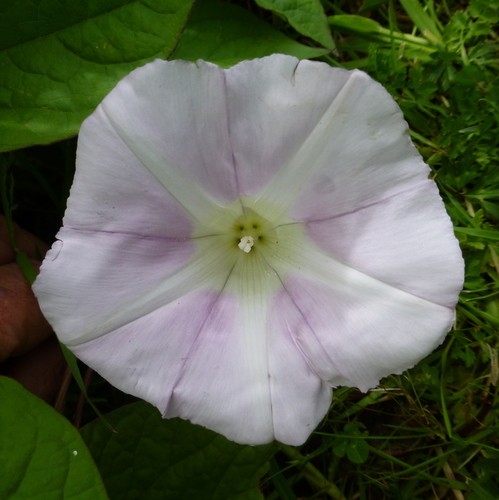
[33, 55, 464, 445]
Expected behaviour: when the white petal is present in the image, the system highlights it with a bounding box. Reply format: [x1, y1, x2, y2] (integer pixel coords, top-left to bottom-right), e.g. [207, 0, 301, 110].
[271, 235, 456, 391]
[163, 289, 275, 445]
[268, 303, 332, 444]
[35, 227, 238, 346]
[33, 229, 194, 345]
[305, 180, 464, 307]
[95, 59, 240, 219]
[71, 290, 222, 412]
[72, 247, 330, 445]
[224, 55, 352, 197]
[69, 107, 195, 236]
[165, 252, 329, 445]
[249, 62, 429, 219]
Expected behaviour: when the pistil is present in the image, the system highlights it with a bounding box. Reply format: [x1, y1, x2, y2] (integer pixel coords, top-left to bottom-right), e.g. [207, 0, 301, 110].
[238, 235, 255, 253]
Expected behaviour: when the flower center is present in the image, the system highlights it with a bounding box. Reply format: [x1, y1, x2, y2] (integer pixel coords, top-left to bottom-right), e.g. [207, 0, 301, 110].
[193, 200, 303, 276]
[238, 235, 254, 253]
[231, 209, 277, 257]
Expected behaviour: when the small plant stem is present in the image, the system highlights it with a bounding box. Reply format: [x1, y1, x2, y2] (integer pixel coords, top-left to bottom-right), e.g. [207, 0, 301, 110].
[436, 447, 465, 500]
[280, 444, 346, 500]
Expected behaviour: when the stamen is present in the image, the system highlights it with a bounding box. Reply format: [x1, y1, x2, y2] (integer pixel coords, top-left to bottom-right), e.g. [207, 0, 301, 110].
[238, 235, 255, 253]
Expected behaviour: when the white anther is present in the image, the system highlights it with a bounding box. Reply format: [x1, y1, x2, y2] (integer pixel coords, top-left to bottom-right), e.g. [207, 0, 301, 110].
[238, 235, 255, 253]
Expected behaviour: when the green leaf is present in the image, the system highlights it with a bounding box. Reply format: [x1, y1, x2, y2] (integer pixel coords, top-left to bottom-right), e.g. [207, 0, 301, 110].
[254, 0, 334, 49]
[0, 376, 108, 499]
[171, 0, 328, 67]
[81, 402, 275, 500]
[399, 0, 443, 44]
[0, 0, 194, 152]
[328, 14, 432, 49]
[332, 422, 370, 465]
[455, 227, 499, 241]
[328, 14, 386, 39]
[345, 438, 369, 465]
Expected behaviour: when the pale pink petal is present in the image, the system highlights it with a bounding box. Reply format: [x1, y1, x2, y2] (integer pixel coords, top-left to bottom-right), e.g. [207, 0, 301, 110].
[267, 305, 332, 444]
[270, 237, 457, 391]
[97, 59, 239, 213]
[70, 106, 194, 237]
[223, 55, 352, 196]
[34, 91, 198, 337]
[164, 251, 331, 445]
[71, 290, 223, 413]
[33, 96, 205, 344]
[254, 65, 429, 219]
[33, 229, 194, 345]
[163, 290, 275, 445]
[305, 180, 464, 307]
[72, 252, 330, 446]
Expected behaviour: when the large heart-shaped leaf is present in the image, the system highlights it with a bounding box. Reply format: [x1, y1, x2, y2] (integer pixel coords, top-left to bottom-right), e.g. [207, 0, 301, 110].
[172, 0, 329, 67]
[0, 376, 108, 499]
[254, 0, 334, 49]
[81, 402, 275, 499]
[0, 0, 193, 152]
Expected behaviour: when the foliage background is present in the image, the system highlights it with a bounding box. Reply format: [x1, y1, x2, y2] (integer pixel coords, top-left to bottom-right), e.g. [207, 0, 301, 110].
[0, 0, 498, 498]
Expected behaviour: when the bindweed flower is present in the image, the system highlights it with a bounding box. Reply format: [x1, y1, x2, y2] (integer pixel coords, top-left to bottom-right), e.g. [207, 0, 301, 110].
[33, 55, 464, 445]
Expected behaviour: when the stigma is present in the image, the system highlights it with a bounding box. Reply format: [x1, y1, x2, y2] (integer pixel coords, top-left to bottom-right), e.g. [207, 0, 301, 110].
[238, 235, 255, 253]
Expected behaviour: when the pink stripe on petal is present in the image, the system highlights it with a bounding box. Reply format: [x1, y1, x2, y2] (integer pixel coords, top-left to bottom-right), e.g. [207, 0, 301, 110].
[305, 180, 464, 308]
[73, 109, 194, 238]
[72, 290, 222, 412]
[255, 66, 429, 220]
[165, 291, 276, 445]
[96, 60, 239, 206]
[280, 275, 455, 392]
[224, 56, 352, 197]
[267, 299, 332, 444]
[75, 286, 327, 445]
[34, 228, 195, 345]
